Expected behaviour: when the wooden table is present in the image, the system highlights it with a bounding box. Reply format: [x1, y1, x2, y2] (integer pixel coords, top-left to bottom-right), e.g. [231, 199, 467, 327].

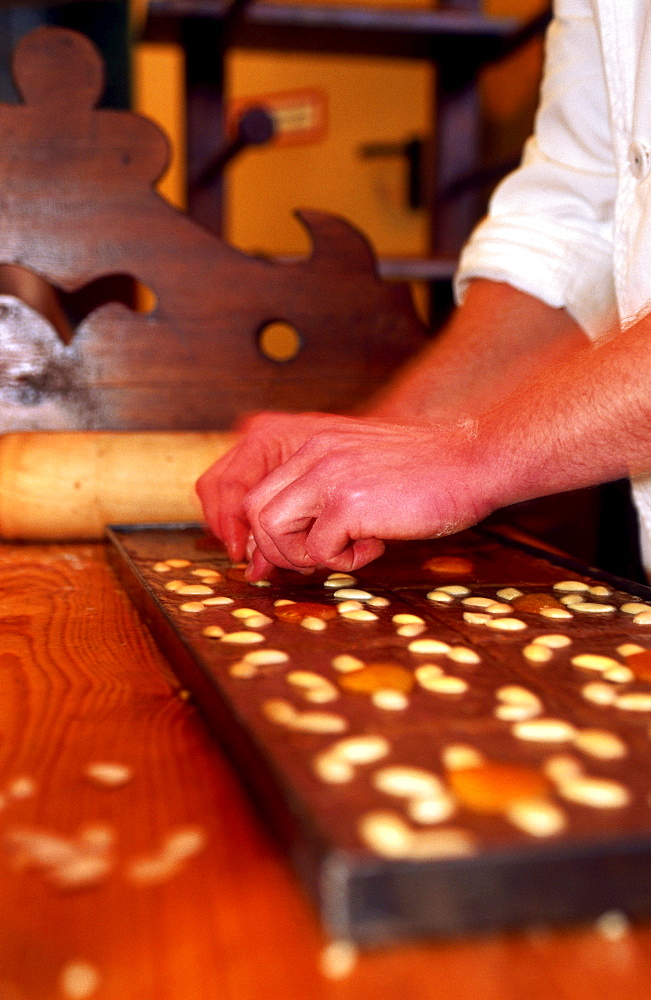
[2, 540, 651, 999]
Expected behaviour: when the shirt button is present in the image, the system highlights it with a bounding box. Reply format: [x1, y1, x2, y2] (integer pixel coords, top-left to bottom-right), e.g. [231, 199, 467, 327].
[629, 140, 651, 179]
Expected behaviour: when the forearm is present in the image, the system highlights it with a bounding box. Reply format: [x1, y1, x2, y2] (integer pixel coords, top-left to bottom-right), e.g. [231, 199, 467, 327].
[367, 280, 591, 422]
[481, 312, 651, 511]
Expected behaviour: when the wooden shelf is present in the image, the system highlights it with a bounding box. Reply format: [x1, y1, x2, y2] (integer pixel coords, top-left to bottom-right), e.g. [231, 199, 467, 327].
[377, 255, 458, 282]
[144, 0, 550, 324]
[147, 1, 547, 62]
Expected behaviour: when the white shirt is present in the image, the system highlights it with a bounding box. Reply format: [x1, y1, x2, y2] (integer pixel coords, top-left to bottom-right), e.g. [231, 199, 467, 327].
[455, 0, 651, 572]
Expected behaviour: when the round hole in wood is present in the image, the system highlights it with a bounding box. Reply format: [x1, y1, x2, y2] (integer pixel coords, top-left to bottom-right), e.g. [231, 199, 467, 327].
[257, 321, 302, 362]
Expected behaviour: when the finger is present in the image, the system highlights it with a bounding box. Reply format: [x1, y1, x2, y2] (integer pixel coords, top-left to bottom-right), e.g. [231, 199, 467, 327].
[244, 462, 326, 571]
[197, 421, 298, 559]
[244, 544, 276, 581]
[252, 508, 319, 571]
[218, 514, 250, 562]
[252, 482, 349, 571]
[197, 465, 253, 560]
[302, 501, 385, 570]
[310, 536, 386, 573]
[215, 484, 251, 558]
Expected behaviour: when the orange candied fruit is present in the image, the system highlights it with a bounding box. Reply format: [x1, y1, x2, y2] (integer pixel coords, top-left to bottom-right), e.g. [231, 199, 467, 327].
[626, 649, 651, 682]
[274, 601, 338, 623]
[338, 663, 414, 694]
[511, 593, 564, 614]
[448, 762, 552, 814]
[422, 556, 474, 576]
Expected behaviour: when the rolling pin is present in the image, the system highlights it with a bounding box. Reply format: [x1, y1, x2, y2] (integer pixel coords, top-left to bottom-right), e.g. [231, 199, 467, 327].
[0, 431, 238, 540]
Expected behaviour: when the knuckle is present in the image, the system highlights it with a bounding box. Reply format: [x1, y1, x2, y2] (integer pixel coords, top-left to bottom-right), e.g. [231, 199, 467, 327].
[255, 504, 277, 535]
[242, 492, 259, 520]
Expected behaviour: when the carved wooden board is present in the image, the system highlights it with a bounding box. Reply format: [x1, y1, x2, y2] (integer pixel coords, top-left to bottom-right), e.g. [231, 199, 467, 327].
[0, 26, 428, 431]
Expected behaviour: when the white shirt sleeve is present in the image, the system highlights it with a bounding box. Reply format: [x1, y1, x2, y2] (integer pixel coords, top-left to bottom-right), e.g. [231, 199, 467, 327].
[455, 0, 618, 338]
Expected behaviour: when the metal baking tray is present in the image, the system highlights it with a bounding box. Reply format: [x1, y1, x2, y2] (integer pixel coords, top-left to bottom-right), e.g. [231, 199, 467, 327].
[107, 522, 651, 945]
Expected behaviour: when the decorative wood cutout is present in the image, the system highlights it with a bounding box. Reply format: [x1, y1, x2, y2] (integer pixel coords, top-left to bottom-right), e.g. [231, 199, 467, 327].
[0, 26, 429, 431]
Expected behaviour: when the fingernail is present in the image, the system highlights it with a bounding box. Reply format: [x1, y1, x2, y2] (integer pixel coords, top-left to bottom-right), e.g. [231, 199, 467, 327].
[244, 562, 265, 583]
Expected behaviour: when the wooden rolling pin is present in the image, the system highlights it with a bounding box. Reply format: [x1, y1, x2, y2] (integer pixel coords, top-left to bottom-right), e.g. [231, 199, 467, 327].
[0, 431, 238, 540]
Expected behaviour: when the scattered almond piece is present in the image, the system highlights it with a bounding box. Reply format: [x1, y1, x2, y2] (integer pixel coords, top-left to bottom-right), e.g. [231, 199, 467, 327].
[58, 960, 101, 999]
[581, 682, 617, 705]
[485, 617, 527, 632]
[512, 718, 577, 743]
[619, 643, 646, 657]
[614, 692, 651, 712]
[373, 766, 444, 799]
[539, 608, 573, 620]
[263, 699, 347, 733]
[419, 674, 468, 695]
[426, 590, 454, 604]
[229, 661, 258, 678]
[557, 776, 630, 809]
[358, 810, 475, 859]
[84, 763, 132, 788]
[463, 612, 491, 625]
[371, 690, 409, 710]
[219, 631, 265, 644]
[333, 588, 374, 601]
[442, 744, 484, 770]
[603, 665, 634, 683]
[523, 643, 553, 663]
[340, 609, 378, 622]
[496, 588, 523, 601]
[447, 646, 481, 664]
[202, 625, 225, 638]
[506, 799, 566, 837]
[127, 826, 207, 886]
[571, 654, 621, 673]
[533, 634, 572, 649]
[573, 729, 627, 760]
[408, 638, 451, 655]
[331, 654, 364, 673]
[319, 940, 358, 980]
[7, 777, 36, 799]
[336, 600, 363, 614]
[243, 649, 289, 666]
[396, 623, 426, 637]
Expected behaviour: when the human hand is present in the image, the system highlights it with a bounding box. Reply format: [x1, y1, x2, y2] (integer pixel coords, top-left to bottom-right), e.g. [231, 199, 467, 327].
[196, 411, 351, 565]
[197, 411, 496, 579]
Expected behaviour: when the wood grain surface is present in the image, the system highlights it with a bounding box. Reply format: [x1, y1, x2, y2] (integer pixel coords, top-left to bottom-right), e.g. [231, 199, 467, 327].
[2, 540, 651, 999]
